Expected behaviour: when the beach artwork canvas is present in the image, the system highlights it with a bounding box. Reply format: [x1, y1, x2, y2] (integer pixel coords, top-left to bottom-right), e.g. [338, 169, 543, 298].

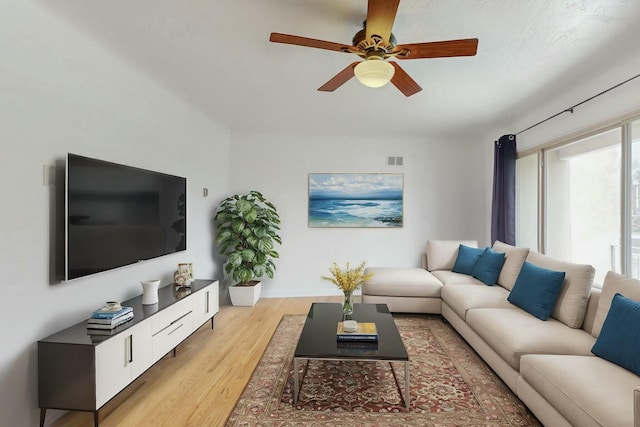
[308, 173, 403, 228]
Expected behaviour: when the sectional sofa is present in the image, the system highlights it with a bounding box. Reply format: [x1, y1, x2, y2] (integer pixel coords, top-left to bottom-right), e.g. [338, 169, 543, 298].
[362, 240, 640, 427]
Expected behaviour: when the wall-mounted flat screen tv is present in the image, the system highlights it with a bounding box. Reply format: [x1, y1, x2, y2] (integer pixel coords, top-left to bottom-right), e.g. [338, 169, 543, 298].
[65, 153, 186, 280]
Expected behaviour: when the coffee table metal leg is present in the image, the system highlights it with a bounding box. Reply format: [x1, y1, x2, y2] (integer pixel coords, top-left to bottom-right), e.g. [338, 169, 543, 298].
[294, 357, 299, 404]
[404, 361, 410, 408]
[293, 358, 311, 405]
[389, 361, 410, 409]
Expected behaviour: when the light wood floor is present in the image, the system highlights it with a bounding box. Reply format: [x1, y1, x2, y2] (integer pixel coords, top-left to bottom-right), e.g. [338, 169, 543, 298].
[51, 296, 341, 427]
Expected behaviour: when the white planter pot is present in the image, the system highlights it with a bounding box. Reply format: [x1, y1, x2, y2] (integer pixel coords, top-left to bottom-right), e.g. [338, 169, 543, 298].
[229, 281, 262, 306]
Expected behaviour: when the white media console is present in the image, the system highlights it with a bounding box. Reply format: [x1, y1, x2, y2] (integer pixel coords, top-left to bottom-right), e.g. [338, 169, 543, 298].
[38, 279, 219, 427]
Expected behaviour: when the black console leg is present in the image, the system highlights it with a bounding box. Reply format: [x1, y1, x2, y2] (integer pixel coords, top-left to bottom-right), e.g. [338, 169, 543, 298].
[39, 408, 46, 427]
[94, 410, 99, 427]
[210, 316, 214, 329]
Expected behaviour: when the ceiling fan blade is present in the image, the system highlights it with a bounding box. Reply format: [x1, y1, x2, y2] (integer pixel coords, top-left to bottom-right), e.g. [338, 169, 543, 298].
[317, 62, 359, 92]
[394, 38, 479, 59]
[270, 33, 351, 53]
[389, 62, 422, 97]
[366, 0, 400, 42]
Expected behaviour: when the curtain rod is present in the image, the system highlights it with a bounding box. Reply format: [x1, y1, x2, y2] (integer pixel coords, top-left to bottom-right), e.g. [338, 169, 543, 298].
[515, 72, 640, 136]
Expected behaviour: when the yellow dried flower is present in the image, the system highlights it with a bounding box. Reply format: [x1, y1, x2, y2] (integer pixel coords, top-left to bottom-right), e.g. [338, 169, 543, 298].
[321, 261, 374, 293]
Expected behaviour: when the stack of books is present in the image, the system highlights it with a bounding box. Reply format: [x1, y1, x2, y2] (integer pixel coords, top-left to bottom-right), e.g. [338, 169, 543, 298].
[87, 305, 134, 335]
[336, 321, 378, 342]
[337, 340, 379, 355]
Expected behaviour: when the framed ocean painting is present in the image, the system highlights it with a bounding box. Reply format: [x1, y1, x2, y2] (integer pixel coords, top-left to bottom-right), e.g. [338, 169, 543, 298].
[308, 173, 403, 228]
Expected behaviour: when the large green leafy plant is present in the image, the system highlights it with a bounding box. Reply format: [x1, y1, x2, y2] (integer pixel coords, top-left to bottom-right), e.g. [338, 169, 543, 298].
[214, 191, 282, 285]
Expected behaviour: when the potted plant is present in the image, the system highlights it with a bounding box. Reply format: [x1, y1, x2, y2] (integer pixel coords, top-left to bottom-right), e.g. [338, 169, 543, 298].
[214, 191, 282, 306]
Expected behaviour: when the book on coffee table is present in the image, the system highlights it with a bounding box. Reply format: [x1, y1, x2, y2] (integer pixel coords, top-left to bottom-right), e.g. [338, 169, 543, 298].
[336, 322, 378, 342]
[336, 340, 379, 355]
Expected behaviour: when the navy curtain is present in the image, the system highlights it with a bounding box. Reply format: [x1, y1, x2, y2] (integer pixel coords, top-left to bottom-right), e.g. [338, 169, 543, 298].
[491, 134, 517, 245]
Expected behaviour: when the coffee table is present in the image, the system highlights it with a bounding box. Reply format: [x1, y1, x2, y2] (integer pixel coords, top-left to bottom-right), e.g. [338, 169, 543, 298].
[293, 302, 410, 408]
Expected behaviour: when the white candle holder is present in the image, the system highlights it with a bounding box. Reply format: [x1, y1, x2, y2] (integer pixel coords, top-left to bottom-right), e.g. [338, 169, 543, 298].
[141, 280, 161, 305]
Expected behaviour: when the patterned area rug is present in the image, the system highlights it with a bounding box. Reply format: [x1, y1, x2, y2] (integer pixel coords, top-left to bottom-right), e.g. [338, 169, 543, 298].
[226, 315, 541, 426]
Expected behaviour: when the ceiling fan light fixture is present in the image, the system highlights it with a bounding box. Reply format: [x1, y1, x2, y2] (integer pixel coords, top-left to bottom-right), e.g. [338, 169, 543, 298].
[354, 57, 395, 88]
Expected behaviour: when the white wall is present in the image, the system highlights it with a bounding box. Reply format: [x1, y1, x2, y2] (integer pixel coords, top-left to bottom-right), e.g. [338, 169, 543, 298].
[513, 54, 640, 151]
[228, 131, 488, 298]
[0, 2, 230, 426]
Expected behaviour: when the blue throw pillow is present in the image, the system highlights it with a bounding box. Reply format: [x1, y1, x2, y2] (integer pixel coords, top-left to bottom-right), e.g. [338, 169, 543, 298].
[471, 247, 506, 285]
[591, 293, 640, 376]
[507, 261, 565, 320]
[452, 245, 485, 275]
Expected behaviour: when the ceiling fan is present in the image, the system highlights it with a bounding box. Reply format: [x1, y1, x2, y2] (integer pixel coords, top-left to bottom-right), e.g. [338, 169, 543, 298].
[269, 0, 478, 97]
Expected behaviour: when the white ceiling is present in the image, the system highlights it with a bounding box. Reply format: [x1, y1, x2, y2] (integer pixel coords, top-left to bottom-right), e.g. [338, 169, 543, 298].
[44, 0, 640, 138]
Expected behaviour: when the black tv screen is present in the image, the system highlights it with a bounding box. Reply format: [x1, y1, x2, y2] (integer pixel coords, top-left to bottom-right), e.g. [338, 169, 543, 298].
[65, 154, 186, 280]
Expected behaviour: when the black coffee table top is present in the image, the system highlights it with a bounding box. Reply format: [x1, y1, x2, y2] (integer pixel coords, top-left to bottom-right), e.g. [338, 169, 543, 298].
[294, 303, 409, 361]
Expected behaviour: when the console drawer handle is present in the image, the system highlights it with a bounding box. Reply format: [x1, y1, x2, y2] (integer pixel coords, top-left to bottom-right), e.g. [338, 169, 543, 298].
[168, 323, 184, 336]
[128, 335, 133, 363]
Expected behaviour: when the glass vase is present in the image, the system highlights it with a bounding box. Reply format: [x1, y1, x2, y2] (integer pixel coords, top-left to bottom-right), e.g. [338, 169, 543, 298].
[342, 290, 354, 315]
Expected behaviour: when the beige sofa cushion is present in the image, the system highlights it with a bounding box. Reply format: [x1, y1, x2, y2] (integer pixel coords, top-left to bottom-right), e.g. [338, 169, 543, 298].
[466, 308, 595, 370]
[592, 271, 640, 337]
[362, 267, 442, 298]
[426, 240, 479, 271]
[430, 270, 484, 286]
[525, 251, 595, 328]
[520, 354, 640, 427]
[492, 241, 529, 290]
[441, 284, 512, 321]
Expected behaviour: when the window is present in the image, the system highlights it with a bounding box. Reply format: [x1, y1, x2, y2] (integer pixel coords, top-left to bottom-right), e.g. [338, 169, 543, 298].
[545, 129, 621, 284]
[629, 120, 640, 278]
[516, 153, 539, 251]
[517, 117, 640, 284]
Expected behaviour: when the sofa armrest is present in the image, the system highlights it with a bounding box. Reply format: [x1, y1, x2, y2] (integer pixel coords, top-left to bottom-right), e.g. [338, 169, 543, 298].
[581, 286, 601, 334]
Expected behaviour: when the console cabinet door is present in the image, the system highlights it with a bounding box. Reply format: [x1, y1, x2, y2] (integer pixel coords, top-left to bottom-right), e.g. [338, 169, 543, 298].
[192, 282, 219, 329]
[95, 331, 132, 408]
[130, 320, 152, 380]
[94, 321, 151, 407]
